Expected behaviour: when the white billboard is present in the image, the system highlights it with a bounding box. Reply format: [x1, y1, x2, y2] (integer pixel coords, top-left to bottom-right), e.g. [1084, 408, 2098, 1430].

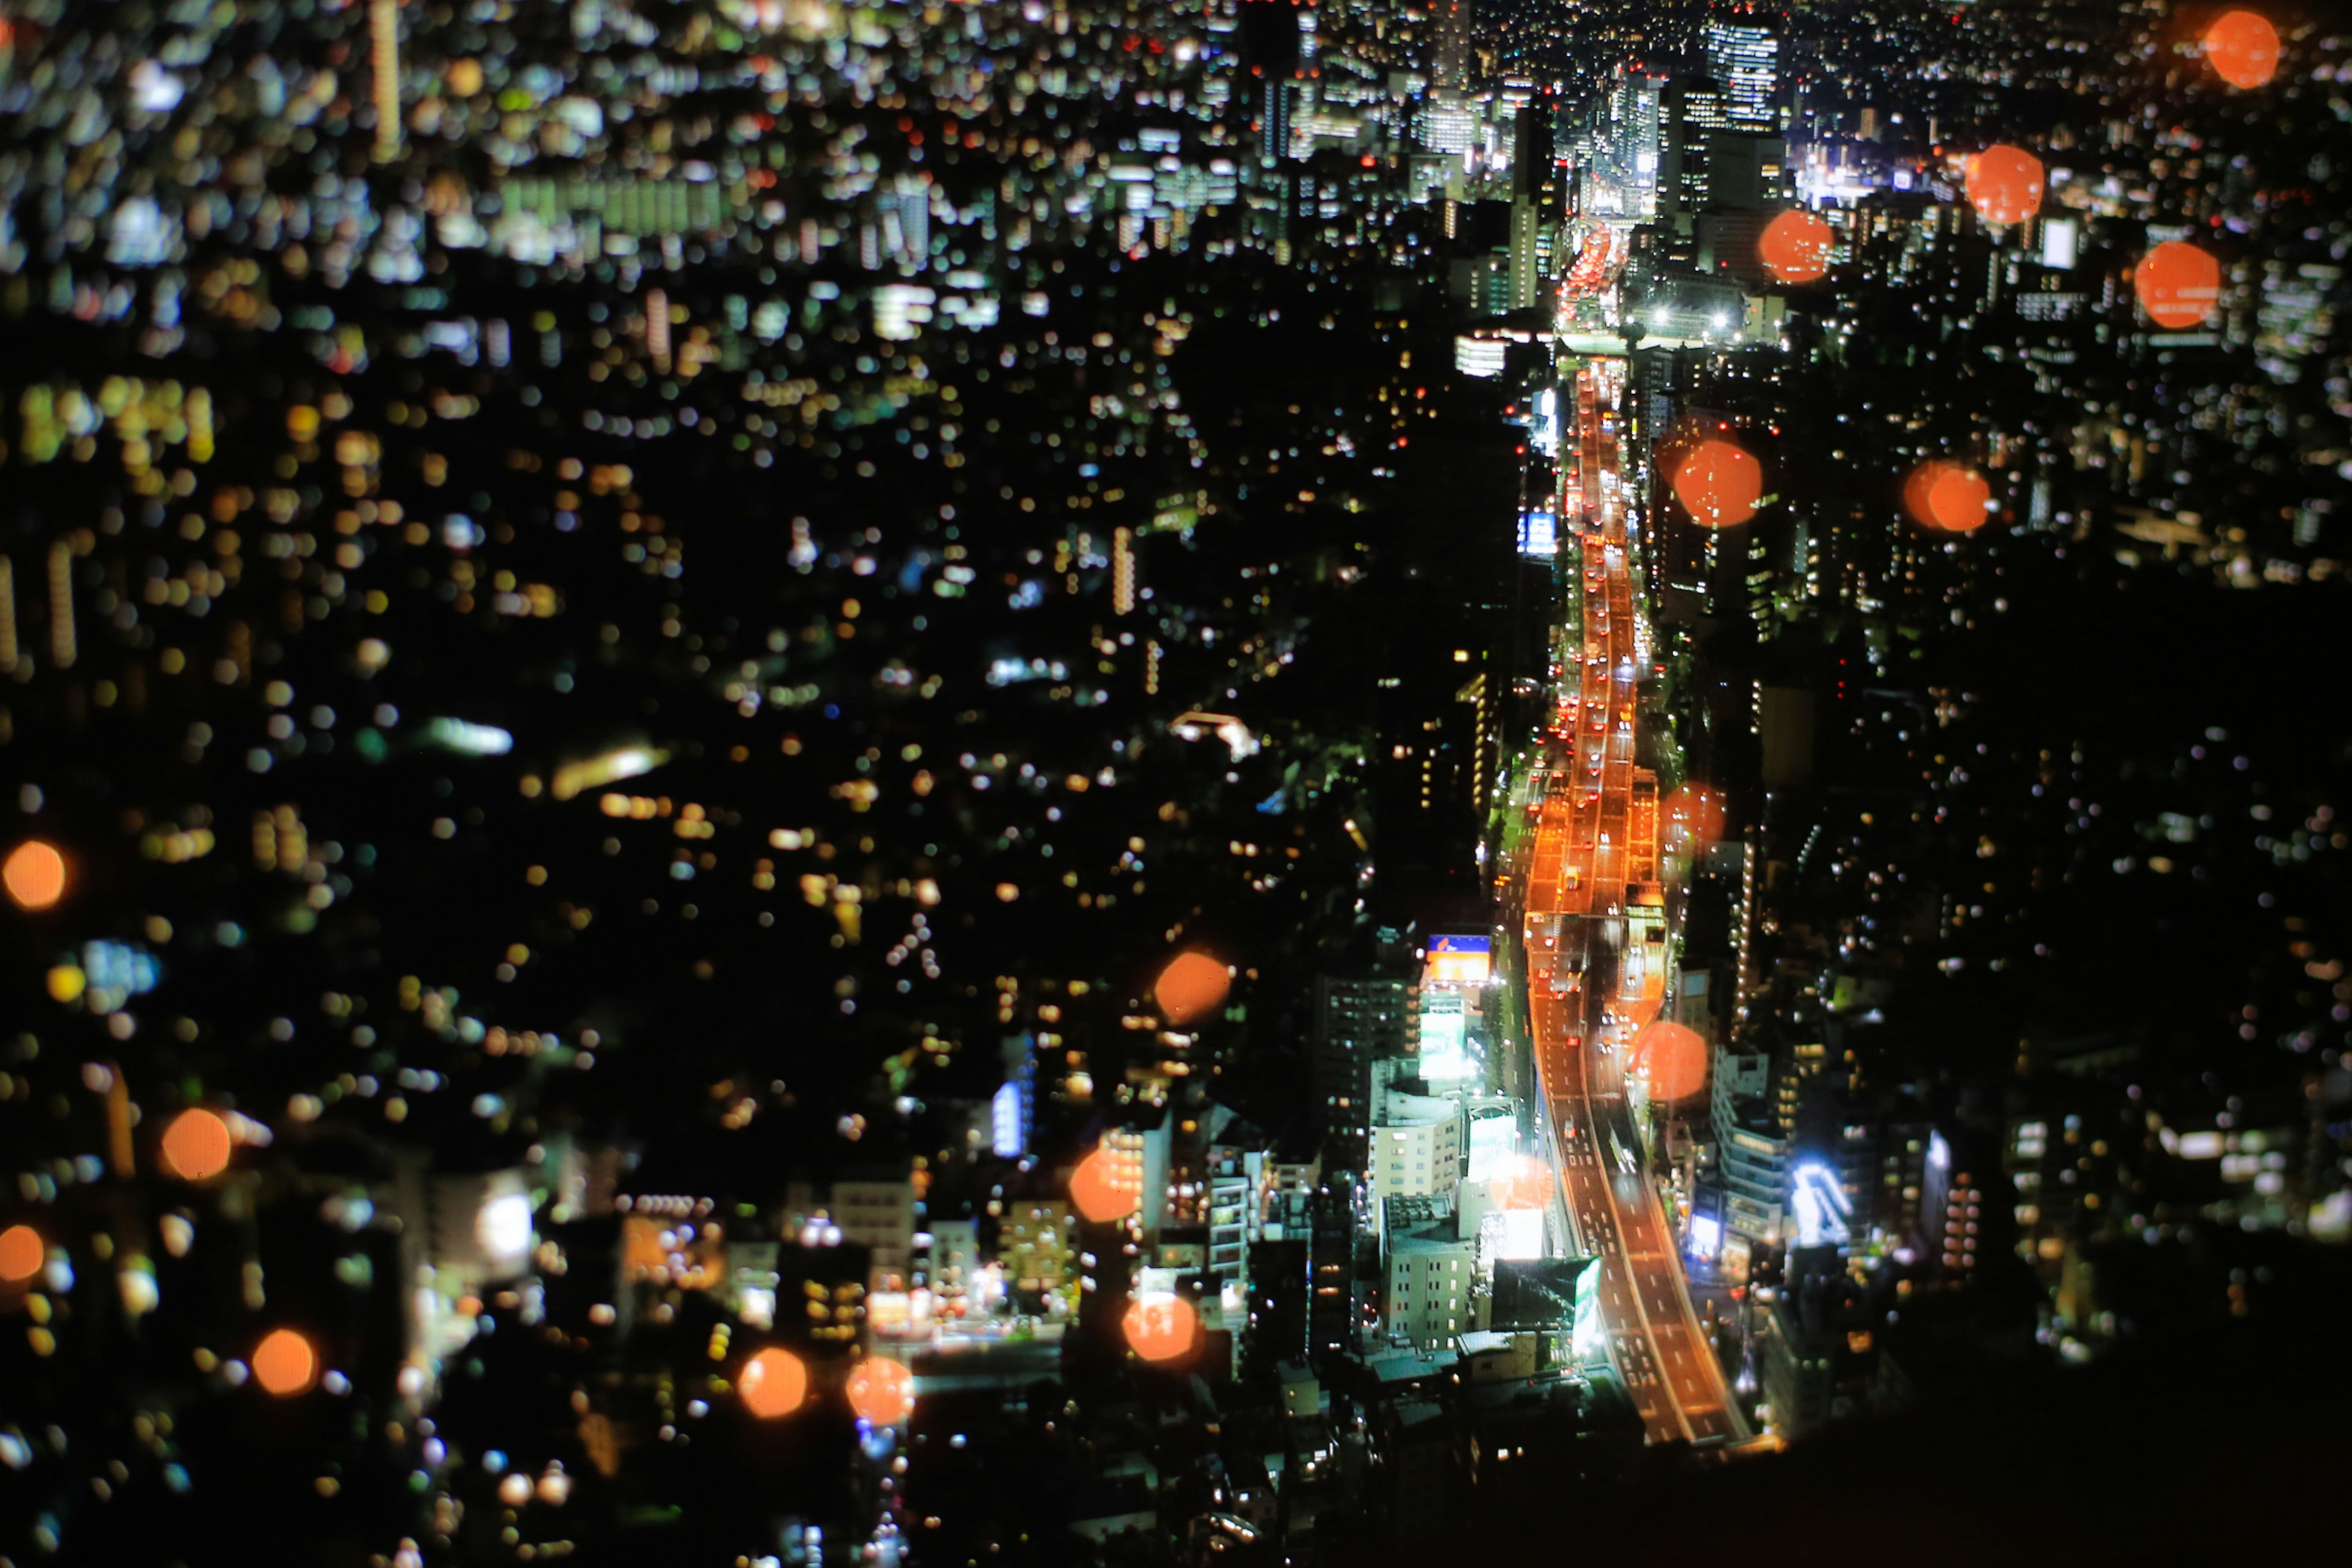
[1418, 997, 1473, 1082]
[1467, 1109, 1517, 1185]
[1480, 1206, 1544, 1264]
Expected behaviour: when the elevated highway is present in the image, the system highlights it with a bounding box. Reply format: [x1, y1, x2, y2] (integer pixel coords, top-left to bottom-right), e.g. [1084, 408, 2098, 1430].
[1513, 358, 1746, 1446]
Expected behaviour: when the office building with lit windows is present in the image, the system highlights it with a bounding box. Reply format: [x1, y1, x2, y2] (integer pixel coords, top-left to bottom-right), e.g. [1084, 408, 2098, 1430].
[1703, 8, 1783, 133]
[1383, 1194, 1477, 1350]
[1313, 934, 1423, 1169]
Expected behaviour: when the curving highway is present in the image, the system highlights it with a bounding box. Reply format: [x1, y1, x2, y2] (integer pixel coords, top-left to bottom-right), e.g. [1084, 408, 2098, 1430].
[1512, 359, 1746, 1447]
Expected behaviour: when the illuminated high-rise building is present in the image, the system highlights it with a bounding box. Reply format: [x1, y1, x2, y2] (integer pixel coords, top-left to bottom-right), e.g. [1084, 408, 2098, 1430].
[370, 0, 402, 160]
[1606, 69, 1664, 199]
[1431, 0, 1474, 92]
[644, 287, 672, 373]
[1658, 77, 1732, 225]
[47, 539, 74, 669]
[1237, 0, 1303, 170]
[1417, 94, 1477, 157]
[1704, 7, 1782, 133]
[1508, 105, 1556, 311]
[1313, 933, 1422, 1170]
[0, 557, 17, 673]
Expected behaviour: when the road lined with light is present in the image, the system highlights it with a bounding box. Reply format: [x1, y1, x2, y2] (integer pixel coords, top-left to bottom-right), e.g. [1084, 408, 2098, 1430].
[1515, 358, 1745, 1447]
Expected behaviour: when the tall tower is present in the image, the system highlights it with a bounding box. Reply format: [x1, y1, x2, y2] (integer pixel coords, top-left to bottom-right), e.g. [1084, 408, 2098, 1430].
[370, 0, 402, 160]
[1509, 100, 1556, 309]
[1112, 527, 1136, 616]
[1311, 930, 1421, 1171]
[1658, 77, 1732, 226]
[0, 557, 17, 675]
[1432, 0, 1474, 92]
[1236, 0, 1303, 170]
[47, 540, 74, 669]
[1703, 6, 1782, 133]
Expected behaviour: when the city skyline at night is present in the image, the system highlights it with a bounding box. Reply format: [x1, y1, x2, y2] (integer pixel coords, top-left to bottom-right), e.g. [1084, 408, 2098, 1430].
[1, 3, 2348, 1564]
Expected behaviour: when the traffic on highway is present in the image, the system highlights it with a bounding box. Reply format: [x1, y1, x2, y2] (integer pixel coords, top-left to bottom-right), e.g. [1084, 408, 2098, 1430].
[1504, 356, 1746, 1447]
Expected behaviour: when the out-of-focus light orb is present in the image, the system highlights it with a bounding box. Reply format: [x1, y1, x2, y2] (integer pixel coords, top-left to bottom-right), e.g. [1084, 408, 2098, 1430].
[1633, 1021, 1710, 1102]
[1069, 1147, 1140, 1224]
[846, 1356, 916, 1425]
[1153, 951, 1231, 1025]
[1664, 783, 1727, 847]
[497, 1472, 533, 1507]
[2204, 11, 2280, 89]
[1903, 461, 1951, 529]
[119, 1266, 160, 1317]
[537, 1466, 571, 1506]
[2135, 241, 2222, 330]
[46, 965, 86, 1003]
[1757, 210, 1834, 284]
[252, 1328, 318, 1396]
[3, 840, 68, 911]
[1670, 439, 1763, 529]
[477, 1192, 533, 1261]
[1494, 1154, 1553, 1210]
[739, 1347, 808, 1418]
[1904, 461, 1994, 533]
[0, 1224, 43, 1284]
[1926, 466, 1992, 532]
[161, 1108, 233, 1182]
[1964, 144, 2044, 226]
[1123, 1297, 1199, 1364]
[447, 58, 484, 97]
[995, 882, 1020, 903]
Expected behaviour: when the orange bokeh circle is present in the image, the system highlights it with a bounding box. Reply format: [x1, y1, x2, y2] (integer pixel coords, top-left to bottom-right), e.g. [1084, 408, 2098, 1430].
[1902, 461, 1947, 529]
[2135, 241, 2222, 330]
[1927, 466, 1992, 532]
[2, 840, 67, 911]
[0, 1223, 43, 1284]
[1670, 439, 1763, 529]
[1758, 210, 1834, 284]
[2204, 11, 2280, 90]
[1904, 461, 1993, 533]
[1632, 1022, 1709, 1102]
[1494, 1153, 1553, 1211]
[1153, 951, 1230, 1025]
[846, 1356, 916, 1425]
[1964, 144, 2044, 226]
[1664, 783, 1726, 847]
[252, 1328, 318, 1396]
[1069, 1147, 1140, 1224]
[1123, 1297, 1200, 1364]
[739, 1346, 809, 1418]
[162, 1108, 234, 1182]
